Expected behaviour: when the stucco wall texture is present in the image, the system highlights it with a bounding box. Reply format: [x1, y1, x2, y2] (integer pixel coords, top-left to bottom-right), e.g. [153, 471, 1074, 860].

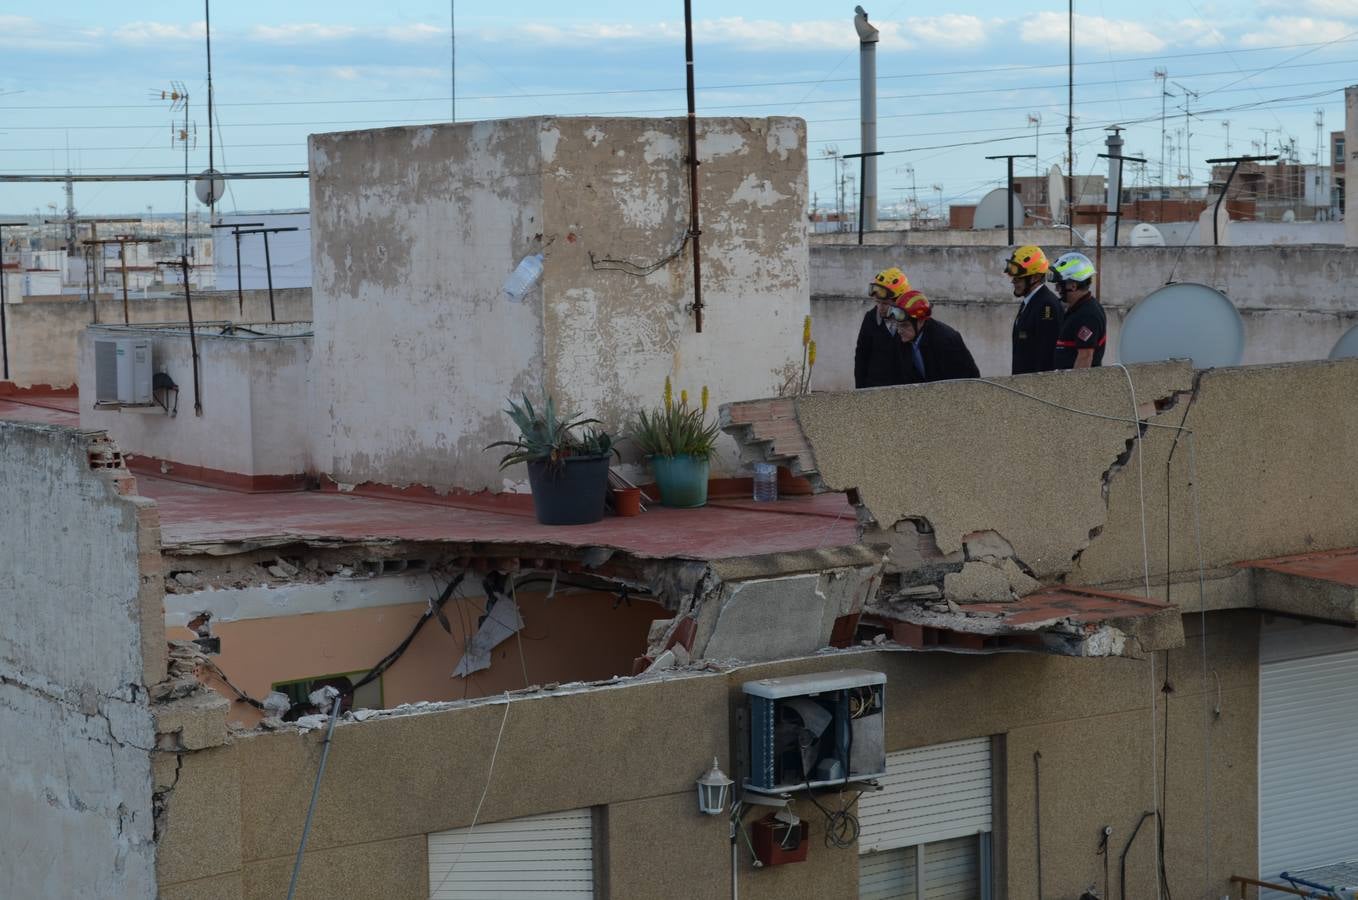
[0, 423, 164, 899]
[810, 244, 1358, 384]
[307, 116, 808, 493]
[78, 325, 312, 478]
[794, 358, 1358, 589]
[2, 288, 311, 389]
[155, 611, 1256, 899]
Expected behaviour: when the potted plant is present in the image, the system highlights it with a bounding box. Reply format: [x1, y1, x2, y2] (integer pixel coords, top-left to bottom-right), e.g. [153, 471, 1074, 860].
[630, 379, 720, 508]
[486, 393, 616, 526]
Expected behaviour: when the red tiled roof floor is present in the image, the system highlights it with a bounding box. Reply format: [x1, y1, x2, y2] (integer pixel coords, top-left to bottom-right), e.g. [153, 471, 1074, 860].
[961, 586, 1173, 628]
[0, 396, 860, 560]
[145, 478, 859, 559]
[1238, 547, 1358, 588]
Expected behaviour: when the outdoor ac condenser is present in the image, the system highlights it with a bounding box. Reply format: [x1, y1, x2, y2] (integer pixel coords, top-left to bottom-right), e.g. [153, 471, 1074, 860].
[93, 337, 153, 405]
[743, 669, 886, 795]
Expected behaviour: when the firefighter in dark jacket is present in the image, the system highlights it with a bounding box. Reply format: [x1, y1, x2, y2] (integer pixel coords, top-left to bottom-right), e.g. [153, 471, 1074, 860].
[887, 289, 980, 383]
[1004, 244, 1064, 374]
[856, 266, 913, 388]
[1049, 252, 1107, 369]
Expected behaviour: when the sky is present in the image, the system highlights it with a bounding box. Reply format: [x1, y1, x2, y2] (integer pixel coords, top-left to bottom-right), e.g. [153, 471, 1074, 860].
[1, 0, 1354, 217]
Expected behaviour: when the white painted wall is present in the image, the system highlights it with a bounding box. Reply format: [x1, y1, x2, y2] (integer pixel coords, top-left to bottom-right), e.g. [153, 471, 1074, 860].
[214, 212, 311, 290]
[79, 323, 312, 477]
[308, 116, 808, 492]
[0, 423, 158, 899]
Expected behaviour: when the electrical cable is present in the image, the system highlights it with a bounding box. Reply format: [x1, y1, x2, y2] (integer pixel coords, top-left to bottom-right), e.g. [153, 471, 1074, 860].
[508, 576, 530, 689]
[429, 692, 513, 898]
[350, 570, 466, 695]
[201, 657, 265, 709]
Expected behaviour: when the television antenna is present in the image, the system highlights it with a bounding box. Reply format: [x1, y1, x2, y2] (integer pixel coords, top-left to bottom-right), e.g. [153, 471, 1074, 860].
[1027, 113, 1041, 180]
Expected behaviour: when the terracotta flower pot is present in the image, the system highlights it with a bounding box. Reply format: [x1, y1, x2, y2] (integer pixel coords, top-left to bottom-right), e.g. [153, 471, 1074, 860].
[612, 487, 642, 517]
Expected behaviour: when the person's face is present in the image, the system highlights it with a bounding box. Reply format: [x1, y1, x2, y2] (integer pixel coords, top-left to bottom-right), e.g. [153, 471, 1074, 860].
[1055, 279, 1089, 305]
[897, 317, 919, 342]
[875, 299, 891, 318]
[1011, 275, 1031, 298]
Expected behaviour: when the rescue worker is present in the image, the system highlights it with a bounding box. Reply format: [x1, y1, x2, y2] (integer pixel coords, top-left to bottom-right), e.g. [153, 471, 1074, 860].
[1004, 245, 1064, 374]
[856, 267, 912, 388]
[886, 289, 980, 383]
[1049, 252, 1107, 369]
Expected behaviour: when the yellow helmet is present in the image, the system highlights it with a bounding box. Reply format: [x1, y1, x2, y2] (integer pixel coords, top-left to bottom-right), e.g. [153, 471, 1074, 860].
[1003, 245, 1049, 278]
[870, 267, 911, 301]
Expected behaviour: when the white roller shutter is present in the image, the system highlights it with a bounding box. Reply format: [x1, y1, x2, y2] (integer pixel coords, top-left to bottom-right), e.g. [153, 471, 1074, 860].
[428, 808, 595, 899]
[1260, 620, 1358, 890]
[859, 737, 993, 852]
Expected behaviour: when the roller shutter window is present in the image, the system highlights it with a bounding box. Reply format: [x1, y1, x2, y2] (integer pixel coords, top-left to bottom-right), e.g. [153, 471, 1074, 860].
[1259, 620, 1358, 899]
[428, 808, 595, 899]
[859, 737, 994, 900]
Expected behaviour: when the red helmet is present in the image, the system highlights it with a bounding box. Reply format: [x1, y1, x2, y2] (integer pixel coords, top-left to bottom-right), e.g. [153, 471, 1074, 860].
[892, 289, 932, 321]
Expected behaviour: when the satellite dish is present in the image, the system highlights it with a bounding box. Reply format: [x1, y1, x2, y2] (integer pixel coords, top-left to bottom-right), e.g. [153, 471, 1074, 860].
[1081, 228, 1097, 245]
[194, 168, 225, 206]
[1128, 223, 1166, 247]
[1119, 283, 1245, 369]
[1046, 164, 1066, 224]
[972, 188, 1025, 230]
[1329, 324, 1358, 360]
[1281, 209, 1296, 223]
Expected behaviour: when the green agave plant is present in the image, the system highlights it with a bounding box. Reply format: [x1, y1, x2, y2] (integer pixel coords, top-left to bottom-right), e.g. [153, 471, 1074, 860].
[485, 393, 615, 471]
[630, 392, 720, 460]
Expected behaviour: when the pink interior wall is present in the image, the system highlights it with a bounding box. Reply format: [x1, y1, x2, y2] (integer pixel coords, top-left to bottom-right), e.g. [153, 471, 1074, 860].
[167, 587, 669, 726]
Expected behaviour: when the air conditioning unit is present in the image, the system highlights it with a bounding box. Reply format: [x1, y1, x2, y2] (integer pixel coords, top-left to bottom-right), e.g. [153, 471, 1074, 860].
[743, 669, 886, 796]
[93, 337, 153, 406]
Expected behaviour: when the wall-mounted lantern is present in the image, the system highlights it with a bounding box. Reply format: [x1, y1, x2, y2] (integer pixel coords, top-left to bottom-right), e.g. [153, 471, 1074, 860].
[696, 757, 733, 815]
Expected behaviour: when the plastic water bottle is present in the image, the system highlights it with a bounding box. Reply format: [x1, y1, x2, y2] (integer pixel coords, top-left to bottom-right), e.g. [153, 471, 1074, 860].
[752, 463, 778, 502]
[503, 253, 544, 302]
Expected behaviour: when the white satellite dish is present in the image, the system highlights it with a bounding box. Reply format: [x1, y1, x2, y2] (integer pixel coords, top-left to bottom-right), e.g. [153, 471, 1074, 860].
[1328, 324, 1358, 360]
[1128, 223, 1166, 247]
[194, 168, 225, 206]
[1281, 209, 1297, 223]
[1197, 202, 1229, 246]
[972, 188, 1025, 230]
[1119, 282, 1245, 369]
[1046, 164, 1066, 224]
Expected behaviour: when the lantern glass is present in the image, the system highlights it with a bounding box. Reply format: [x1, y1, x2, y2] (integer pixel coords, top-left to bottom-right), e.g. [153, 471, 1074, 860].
[696, 757, 733, 815]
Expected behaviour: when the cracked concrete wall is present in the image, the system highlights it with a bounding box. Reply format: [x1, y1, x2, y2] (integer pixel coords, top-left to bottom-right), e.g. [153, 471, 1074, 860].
[0, 288, 312, 389]
[79, 325, 312, 478]
[795, 358, 1358, 591]
[308, 116, 807, 493]
[810, 244, 1358, 384]
[0, 423, 164, 899]
[800, 362, 1193, 580]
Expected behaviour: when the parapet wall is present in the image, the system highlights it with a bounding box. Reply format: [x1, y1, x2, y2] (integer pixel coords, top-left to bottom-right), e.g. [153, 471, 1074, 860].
[810, 244, 1358, 385]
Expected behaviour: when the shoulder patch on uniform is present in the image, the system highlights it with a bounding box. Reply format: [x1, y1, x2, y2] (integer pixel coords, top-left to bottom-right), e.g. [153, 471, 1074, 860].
[1077, 325, 1093, 342]
[1042, 306, 1052, 319]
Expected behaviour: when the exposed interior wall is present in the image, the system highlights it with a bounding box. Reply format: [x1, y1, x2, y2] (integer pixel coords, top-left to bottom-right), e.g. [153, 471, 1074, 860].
[811, 245, 1358, 383]
[0, 288, 311, 389]
[307, 116, 808, 493]
[790, 359, 1358, 590]
[155, 613, 1254, 900]
[164, 584, 669, 726]
[78, 325, 312, 478]
[0, 423, 165, 899]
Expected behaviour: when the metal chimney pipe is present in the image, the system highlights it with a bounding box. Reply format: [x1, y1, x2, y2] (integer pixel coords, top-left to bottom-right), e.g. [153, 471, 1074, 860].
[1106, 127, 1124, 245]
[854, 6, 879, 232]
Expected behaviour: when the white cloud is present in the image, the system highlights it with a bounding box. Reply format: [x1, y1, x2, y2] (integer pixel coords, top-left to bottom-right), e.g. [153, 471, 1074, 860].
[251, 24, 360, 43]
[1258, 0, 1358, 17]
[899, 15, 994, 50]
[110, 21, 205, 44]
[498, 15, 996, 51]
[250, 22, 445, 44]
[1240, 15, 1354, 45]
[1021, 12, 1167, 53]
